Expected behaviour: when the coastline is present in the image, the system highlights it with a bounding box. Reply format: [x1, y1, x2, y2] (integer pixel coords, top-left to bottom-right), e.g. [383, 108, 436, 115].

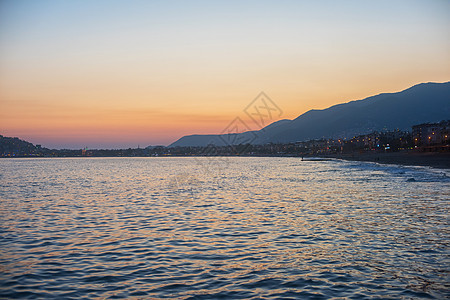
[320, 151, 450, 170]
[2, 150, 449, 170]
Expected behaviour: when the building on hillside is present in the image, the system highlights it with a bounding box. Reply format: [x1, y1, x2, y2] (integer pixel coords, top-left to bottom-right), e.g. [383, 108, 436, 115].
[412, 120, 450, 146]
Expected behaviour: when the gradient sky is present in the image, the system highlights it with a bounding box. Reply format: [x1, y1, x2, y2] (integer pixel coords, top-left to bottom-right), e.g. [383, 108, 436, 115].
[1, 0, 449, 149]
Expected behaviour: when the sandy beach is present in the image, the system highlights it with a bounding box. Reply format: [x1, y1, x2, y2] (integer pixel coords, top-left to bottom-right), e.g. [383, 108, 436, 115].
[322, 151, 450, 169]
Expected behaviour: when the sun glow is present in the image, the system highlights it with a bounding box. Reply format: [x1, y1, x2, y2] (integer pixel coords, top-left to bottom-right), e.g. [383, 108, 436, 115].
[1, 0, 449, 148]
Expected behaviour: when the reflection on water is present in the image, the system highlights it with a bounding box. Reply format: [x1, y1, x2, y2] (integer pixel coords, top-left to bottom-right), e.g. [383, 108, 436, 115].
[0, 157, 449, 299]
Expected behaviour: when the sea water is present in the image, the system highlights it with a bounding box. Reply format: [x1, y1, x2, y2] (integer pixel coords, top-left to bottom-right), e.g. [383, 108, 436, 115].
[0, 157, 449, 299]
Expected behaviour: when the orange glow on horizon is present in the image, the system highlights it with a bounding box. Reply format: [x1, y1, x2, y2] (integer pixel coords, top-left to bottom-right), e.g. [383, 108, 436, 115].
[1, 1, 449, 148]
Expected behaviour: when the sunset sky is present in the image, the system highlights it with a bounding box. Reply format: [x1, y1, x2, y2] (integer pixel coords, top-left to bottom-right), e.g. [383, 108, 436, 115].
[1, 0, 449, 149]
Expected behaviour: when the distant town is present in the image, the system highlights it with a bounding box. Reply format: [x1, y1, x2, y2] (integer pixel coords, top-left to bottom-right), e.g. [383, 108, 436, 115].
[1, 120, 449, 158]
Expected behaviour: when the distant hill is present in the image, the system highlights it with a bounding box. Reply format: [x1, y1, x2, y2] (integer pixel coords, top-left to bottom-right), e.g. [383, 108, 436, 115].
[169, 82, 450, 147]
[0, 135, 41, 156]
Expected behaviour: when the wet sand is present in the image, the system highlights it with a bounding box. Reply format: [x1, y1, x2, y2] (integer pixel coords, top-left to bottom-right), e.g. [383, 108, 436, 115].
[322, 151, 450, 169]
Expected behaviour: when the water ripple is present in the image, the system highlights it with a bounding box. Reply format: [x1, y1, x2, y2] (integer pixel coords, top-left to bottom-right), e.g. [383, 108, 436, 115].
[0, 157, 449, 299]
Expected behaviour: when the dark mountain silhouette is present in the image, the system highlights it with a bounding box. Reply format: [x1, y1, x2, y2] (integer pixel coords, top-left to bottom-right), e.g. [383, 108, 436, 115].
[169, 82, 450, 147]
[0, 135, 41, 156]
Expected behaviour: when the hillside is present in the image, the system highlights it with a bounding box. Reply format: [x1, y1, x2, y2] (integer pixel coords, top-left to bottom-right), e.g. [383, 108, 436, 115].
[170, 82, 450, 147]
[0, 135, 41, 156]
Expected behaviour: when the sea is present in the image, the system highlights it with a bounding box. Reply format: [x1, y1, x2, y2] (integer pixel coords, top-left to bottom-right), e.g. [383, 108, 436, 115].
[0, 157, 449, 299]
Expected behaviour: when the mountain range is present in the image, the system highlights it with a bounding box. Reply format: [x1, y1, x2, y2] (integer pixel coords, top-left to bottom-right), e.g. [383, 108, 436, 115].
[169, 82, 450, 147]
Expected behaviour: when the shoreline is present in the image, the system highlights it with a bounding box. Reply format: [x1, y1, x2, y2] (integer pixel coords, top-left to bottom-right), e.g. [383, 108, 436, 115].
[320, 151, 450, 170]
[2, 151, 449, 170]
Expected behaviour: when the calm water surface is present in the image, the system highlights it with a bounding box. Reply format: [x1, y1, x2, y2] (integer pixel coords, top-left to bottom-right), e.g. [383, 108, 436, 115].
[0, 157, 449, 299]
